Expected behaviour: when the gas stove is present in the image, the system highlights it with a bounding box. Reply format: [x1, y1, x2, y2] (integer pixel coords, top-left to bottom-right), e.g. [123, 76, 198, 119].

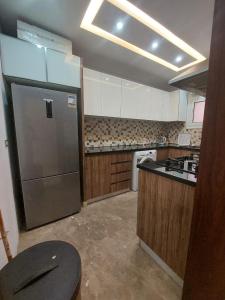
[157, 154, 200, 177]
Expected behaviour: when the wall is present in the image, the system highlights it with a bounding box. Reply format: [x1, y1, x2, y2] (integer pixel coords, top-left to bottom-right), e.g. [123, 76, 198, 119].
[0, 38, 19, 268]
[165, 122, 202, 146]
[84, 116, 202, 147]
[85, 116, 166, 147]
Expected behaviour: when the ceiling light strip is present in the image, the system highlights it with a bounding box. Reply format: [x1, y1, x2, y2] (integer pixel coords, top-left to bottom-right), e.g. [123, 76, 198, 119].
[81, 24, 179, 71]
[80, 0, 206, 71]
[107, 0, 205, 61]
[81, 0, 104, 26]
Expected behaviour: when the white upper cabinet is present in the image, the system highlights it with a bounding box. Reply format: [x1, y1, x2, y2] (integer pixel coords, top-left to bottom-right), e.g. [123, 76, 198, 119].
[0, 34, 81, 87]
[99, 73, 122, 118]
[83, 68, 101, 116]
[177, 90, 188, 121]
[149, 87, 165, 121]
[121, 80, 141, 119]
[136, 85, 153, 120]
[46, 49, 80, 88]
[161, 91, 174, 121]
[83, 67, 187, 122]
[0, 34, 46, 82]
[168, 90, 187, 121]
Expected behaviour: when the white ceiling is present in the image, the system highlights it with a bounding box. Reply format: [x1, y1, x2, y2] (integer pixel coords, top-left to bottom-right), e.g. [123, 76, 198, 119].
[0, 0, 215, 91]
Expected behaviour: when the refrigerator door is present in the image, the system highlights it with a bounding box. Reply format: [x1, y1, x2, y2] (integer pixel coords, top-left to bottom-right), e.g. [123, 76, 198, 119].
[22, 172, 81, 229]
[11, 84, 79, 180]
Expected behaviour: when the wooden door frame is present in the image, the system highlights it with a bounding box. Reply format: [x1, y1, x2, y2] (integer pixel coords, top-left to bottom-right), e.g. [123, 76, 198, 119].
[183, 0, 225, 298]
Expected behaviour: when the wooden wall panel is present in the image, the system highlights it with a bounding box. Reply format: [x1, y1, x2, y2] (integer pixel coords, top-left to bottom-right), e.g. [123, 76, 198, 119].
[137, 170, 195, 278]
[183, 0, 225, 298]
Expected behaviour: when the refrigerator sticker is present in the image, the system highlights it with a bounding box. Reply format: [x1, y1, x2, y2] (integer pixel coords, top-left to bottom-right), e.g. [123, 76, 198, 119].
[68, 95, 77, 109]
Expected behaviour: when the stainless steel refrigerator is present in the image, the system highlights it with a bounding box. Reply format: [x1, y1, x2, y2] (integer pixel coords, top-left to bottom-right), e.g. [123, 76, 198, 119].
[11, 83, 81, 229]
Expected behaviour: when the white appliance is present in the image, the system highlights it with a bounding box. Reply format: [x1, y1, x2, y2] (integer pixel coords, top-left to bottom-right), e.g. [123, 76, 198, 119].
[178, 133, 191, 146]
[132, 150, 157, 191]
[17, 20, 72, 54]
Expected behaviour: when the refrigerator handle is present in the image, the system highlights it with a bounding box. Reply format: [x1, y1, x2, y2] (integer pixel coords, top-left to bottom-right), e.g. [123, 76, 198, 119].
[43, 99, 53, 118]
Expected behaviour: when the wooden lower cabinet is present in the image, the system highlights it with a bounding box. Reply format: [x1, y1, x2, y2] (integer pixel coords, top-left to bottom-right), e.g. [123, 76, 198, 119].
[85, 152, 133, 202]
[156, 148, 169, 161]
[157, 148, 199, 161]
[85, 153, 111, 200]
[137, 170, 195, 279]
[168, 148, 193, 158]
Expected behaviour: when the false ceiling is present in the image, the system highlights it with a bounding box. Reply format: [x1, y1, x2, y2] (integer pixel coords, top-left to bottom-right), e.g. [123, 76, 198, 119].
[0, 0, 214, 91]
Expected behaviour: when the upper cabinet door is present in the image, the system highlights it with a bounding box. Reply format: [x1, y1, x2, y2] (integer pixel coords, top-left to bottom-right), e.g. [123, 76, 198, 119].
[167, 90, 187, 121]
[161, 91, 173, 121]
[0, 34, 46, 82]
[99, 73, 122, 118]
[149, 87, 164, 121]
[136, 84, 152, 120]
[121, 80, 140, 119]
[178, 90, 187, 121]
[46, 49, 80, 88]
[83, 68, 101, 116]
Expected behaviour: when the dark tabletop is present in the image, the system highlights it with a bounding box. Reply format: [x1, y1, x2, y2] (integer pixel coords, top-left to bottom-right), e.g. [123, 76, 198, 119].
[0, 241, 81, 300]
[138, 161, 197, 186]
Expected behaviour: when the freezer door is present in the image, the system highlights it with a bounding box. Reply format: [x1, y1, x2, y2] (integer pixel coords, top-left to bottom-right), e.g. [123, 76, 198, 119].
[22, 172, 81, 229]
[11, 84, 79, 180]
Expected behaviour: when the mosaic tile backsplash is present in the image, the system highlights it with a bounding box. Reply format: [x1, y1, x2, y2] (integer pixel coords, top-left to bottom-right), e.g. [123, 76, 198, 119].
[84, 116, 202, 147]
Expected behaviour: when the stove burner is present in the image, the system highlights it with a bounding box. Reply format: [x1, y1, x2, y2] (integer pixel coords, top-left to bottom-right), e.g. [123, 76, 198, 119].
[157, 155, 199, 176]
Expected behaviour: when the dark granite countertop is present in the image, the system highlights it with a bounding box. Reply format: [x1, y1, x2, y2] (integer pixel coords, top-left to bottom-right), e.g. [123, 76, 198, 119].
[138, 161, 197, 186]
[85, 143, 200, 154]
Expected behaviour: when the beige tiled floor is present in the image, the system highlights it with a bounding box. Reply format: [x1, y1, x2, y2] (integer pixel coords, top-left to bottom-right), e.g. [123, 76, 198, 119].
[19, 192, 182, 300]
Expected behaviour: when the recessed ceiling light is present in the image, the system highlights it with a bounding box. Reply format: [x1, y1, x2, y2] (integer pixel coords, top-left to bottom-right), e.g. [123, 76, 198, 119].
[116, 21, 124, 30]
[80, 0, 206, 72]
[151, 41, 159, 51]
[105, 77, 109, 80]
[175, 55, 183, 63]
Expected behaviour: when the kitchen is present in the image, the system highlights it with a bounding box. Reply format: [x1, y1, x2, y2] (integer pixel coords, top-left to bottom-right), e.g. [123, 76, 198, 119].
[0, 0, 224, 299]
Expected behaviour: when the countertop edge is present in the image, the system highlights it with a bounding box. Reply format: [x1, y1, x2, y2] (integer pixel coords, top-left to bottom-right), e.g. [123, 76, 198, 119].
[85, 144, 200, 155]
[137, 163, 197, 187]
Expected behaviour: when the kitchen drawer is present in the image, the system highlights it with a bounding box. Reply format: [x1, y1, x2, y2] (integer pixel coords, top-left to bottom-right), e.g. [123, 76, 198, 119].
[111, 161, 132, 174]
[111, 171, 131, 184]
[111, 152, 133, 163]
[111, 180, 131, 193]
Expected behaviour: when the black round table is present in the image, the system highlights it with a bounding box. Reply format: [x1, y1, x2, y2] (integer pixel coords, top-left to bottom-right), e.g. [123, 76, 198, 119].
[0, 241, 81, 300]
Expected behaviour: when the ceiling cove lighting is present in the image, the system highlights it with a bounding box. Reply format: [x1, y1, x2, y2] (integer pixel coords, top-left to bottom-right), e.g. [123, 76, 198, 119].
[80, 0, 206, 72]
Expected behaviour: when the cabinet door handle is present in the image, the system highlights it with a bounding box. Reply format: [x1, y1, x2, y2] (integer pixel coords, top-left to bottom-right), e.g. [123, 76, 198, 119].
[43, 98, 53, 118]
